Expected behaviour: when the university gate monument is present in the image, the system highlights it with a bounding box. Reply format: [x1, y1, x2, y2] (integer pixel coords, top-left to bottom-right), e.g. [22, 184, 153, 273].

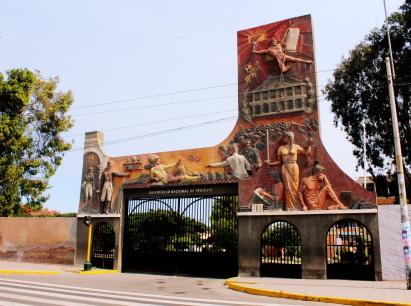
[76, 15, 382, 280]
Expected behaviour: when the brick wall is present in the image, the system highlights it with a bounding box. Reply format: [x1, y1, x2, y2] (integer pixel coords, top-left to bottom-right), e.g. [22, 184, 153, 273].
[0, 217, 76, 265]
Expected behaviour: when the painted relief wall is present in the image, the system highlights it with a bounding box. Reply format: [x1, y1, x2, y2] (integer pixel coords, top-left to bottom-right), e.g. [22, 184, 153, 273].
[78, 15, 374, 215]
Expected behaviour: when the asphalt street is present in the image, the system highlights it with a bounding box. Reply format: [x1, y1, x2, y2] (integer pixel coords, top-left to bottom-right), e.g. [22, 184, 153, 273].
[0, 273, 338, 306]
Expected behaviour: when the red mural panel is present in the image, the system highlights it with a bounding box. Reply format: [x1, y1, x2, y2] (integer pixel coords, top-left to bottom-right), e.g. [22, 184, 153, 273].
[78, 15, 375, 215]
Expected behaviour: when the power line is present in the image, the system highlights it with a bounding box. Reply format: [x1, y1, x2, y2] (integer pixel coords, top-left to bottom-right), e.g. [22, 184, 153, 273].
[64, 80, 411, 140]
[70, 95, 237, 117]
[67, 116, 237, 153]
[72, 82, 239, 110]
[69, 81, 411, 118]
[70, 67, 339, 111]
[64, 108, 237, 138]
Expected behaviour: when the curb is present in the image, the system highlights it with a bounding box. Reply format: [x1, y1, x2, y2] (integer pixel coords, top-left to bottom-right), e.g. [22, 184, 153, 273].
[67, 269, 118, 275]
[224, 279, 411, 306]
[0, 270, 60, 275]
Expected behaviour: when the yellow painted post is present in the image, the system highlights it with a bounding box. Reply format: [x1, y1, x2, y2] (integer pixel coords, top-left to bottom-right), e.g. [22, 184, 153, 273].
[83, 216, 93, 271]
[86, 223, 93, 263]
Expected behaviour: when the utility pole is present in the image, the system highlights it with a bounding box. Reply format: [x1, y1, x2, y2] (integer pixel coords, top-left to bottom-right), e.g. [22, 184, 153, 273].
[385, 57, 411, 289]
[383, 0, 411, 289]
[363, 121, 367, 189]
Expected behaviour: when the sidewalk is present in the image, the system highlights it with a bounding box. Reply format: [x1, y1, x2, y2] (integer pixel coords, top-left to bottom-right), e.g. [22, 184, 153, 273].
[0, 260, 117, 275]
[225, 277, 411, 306]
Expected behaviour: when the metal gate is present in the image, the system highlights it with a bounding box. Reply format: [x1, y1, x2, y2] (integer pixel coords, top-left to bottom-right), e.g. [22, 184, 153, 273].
[91, 222, 115, 269]
[326, 219, 374, 280]
[123, 186, 238, 277]
[260, 221, 302, 278]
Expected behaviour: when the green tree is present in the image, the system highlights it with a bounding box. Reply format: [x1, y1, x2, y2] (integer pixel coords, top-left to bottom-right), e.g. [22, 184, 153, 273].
[209, 196, 238, 252]
[0, 69, 73, 216]
[323, 1, 411, 192]
[127, 209, 206, 252]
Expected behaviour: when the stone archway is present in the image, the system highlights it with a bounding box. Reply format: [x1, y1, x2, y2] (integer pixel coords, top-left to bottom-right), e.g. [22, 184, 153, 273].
[326, 219, 374, 280]
[260, 220, 302, 278]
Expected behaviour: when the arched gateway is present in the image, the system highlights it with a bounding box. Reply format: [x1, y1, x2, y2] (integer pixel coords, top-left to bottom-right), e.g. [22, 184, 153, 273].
[91, 222, 115, 269]
[76, 15, 381, 280]
[326, 219, 374, 280]
[122, 183, 239, 277]
[261, 221, 302, 278]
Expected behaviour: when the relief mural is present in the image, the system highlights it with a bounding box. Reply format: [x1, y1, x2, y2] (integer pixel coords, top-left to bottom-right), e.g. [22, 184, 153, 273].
[78, 15, 375, 215]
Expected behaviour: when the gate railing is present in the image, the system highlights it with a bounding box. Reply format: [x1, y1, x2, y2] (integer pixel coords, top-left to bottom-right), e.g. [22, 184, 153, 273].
[124, 195, 238, 255]
[326, 219, 373, 266]
[261, 221, 302, 265]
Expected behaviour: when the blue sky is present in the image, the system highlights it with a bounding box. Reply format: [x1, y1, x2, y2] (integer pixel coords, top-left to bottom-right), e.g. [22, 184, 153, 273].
[0, 0, 405, 212]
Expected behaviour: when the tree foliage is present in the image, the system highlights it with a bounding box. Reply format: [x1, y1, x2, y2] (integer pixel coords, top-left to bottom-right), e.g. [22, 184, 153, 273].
[127, 209, 206, 252]
[210, 196, 238, 252]
[324, 1, 411, 184]
[0, 69, 73, 216]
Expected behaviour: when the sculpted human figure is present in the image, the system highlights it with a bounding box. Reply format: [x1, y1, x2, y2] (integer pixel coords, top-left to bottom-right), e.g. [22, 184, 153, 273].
[99, 161, 129, 214]
[82, 167, 94, 205]
[149, 155, 200, 185]
[253, 38, 312, 73]
[266, 131, 311, 211]
[298, 164, 347, 210]
[240, 138, 262, 171]
[208, 143, 251, 180]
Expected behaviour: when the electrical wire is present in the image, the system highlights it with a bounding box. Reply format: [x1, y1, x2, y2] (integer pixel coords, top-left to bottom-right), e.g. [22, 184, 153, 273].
[70, 67, 339, 111]
[67, 116, 237, 153]
[64, 108, 237, 138]
[70, 95, 237, 117]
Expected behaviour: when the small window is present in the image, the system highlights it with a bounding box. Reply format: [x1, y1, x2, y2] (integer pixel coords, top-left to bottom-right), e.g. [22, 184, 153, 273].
[255, 92, 261, 102]
[271, 102, 278, 112]
[262, 91, 268, 100]
[287, 100, 294, 109]
[269, 90, 276, 99]
[286, 87, 293, 96]
[263, 104, 269, 113]
[295, 99, 303, 108]
[254, 105, 261, 115]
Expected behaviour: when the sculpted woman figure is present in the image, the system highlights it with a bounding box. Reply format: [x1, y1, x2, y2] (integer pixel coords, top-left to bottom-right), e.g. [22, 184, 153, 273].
[266, 131, 311, 211]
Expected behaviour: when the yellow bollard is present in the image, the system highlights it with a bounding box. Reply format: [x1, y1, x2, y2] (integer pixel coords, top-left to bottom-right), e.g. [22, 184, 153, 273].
[83, 216, 93, 271]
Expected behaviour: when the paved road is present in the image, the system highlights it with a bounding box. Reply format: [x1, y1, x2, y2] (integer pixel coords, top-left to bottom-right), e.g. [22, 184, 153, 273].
[0, 273, 338, 306]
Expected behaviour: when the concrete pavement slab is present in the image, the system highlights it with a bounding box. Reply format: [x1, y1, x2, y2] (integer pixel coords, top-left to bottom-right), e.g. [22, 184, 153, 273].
[226, 277, 411, 305]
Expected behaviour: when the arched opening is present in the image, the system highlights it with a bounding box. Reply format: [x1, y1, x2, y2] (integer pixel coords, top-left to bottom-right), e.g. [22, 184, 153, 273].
[326, 219, 374, 280]
[122, 188, 239, 277]
[91, 222, 115, 269]
[260, 221, 302, 278]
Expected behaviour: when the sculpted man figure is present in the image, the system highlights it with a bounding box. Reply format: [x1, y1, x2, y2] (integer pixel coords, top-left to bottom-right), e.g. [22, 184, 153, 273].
[298, 164, 347, 210]
[82, 167, 94, 205]
[253, 38, 312, 73]
[208, 143, 251, 180]
[100, 160, 129, 214]
[240, 138, 262, 171]
[149, 155, 200, 185]
[266, 131, 311, 211]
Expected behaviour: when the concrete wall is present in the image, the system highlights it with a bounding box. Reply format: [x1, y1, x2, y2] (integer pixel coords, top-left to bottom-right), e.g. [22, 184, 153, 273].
[378, 205, 411, 281]
[0, 217, 76, 265]
[238, 210, 382, 280]
[75, 216, 121, 269]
